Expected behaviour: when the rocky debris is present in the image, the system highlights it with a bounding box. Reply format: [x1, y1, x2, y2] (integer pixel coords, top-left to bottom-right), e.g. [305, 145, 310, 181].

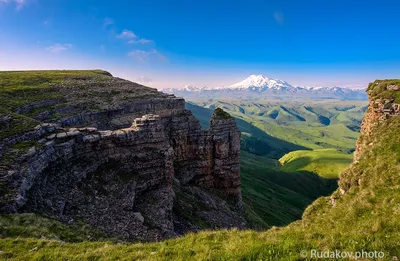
[172, 183, 246, 235]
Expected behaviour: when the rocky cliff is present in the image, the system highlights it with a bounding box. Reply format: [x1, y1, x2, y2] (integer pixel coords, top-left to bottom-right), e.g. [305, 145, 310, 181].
[335, 79, 400, 197]
[0, 70, 248, 241]
[354, 80, 400, 161]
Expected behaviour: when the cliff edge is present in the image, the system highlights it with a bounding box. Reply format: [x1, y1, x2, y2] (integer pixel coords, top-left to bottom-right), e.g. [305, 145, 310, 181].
[0, 70, 254, 241]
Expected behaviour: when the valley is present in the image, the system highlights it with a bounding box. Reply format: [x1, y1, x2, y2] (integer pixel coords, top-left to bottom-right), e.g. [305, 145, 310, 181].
[187, 98, 367, 153]
[186, 98, 364, 227]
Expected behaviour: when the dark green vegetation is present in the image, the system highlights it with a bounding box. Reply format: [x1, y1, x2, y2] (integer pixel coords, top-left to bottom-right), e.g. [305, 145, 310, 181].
[0, 113, 399, 260]
[212, 107, 233, 120]
[188, 99, 367, 154]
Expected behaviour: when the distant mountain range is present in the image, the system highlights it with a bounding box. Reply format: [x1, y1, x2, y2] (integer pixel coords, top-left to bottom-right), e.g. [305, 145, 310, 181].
[163, 75, 368, 100]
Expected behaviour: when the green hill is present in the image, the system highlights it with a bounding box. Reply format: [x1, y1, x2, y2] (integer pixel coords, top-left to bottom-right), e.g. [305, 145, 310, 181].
[279, 149, 353, 179]
[188, 99, 367, 154]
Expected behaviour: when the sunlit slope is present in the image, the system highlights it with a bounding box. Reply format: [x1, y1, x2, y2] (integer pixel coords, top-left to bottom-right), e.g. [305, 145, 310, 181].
[279, 149, 353, 179]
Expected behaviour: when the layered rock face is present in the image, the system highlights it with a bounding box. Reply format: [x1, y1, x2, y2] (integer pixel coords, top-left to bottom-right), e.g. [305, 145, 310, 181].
[0, 72, 243, 241]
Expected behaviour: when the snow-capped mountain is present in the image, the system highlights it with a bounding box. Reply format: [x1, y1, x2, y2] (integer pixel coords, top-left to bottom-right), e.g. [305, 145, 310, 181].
[225, 75, 292, 91]
[164, 75, 368, 100]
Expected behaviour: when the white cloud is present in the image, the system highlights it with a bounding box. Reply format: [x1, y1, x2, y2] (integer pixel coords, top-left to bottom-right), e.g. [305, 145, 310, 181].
[137, 76, 153, 84]
[46, 43, 72, 54]
[117, 30, 136, 39]
[128, 38, 153, 44]
[273, 11, 284, 25]
[128, 49, 166, 62]
[104, 17, 114, 27]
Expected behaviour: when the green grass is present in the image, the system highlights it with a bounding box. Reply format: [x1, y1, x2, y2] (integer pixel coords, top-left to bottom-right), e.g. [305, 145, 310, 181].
[0, 213, 112, 243]
[279, 149, 353, 179]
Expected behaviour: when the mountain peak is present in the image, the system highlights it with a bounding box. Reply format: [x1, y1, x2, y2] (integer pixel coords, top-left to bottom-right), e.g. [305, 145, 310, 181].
[228, 74, 292, 90]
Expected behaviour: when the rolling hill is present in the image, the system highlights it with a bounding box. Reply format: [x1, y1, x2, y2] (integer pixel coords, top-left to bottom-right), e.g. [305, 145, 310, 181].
[188, 99, 367, 154]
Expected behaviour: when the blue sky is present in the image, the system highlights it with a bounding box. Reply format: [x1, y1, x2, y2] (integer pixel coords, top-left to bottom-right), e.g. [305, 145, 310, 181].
[1, 0, 400, 89]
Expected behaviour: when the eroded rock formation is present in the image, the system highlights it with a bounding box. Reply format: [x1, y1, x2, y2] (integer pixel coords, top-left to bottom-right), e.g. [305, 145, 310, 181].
[0, 74, 244, 241]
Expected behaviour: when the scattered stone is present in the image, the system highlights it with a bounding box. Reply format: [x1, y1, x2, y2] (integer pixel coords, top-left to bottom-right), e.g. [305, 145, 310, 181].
[56, 133, 68, 139]
[133, 212, 145, 223]
[66, 131, 81, 137]
[46, 134, 56, 140]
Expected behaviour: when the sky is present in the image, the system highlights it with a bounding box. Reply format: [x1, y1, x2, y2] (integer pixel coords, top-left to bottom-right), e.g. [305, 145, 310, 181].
[1, 0, 400, 89]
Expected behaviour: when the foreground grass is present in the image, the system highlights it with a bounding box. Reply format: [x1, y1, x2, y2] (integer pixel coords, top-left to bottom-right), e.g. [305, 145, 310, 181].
[279, 149, 353, 179]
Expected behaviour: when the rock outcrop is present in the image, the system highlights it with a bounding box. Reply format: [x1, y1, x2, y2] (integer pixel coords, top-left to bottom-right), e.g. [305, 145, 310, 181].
[340, 79, 400, 195]
[0, 70, 245, 241]
[354, 81, 400, 161]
